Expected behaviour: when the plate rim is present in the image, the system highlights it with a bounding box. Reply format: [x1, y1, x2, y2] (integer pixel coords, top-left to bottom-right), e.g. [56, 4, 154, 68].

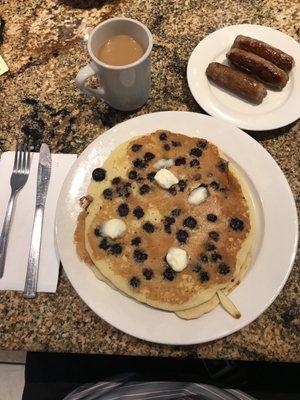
[187, 24, 300, 131]
[55, 111, 298, 345]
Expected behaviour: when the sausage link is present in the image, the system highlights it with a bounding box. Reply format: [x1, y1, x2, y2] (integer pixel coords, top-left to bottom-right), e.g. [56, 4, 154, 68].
[227, 48, 289, 89]
[206, 62, 267, 103]
[233, 35, 295, 73]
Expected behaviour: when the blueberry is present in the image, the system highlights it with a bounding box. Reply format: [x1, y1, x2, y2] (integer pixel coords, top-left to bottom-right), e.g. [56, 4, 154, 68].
[217, 160, 228, 172]
[130, 276, 140, 287]
[94, 227, 101, 237]
[99, 238, 110, 250]
[112, 176, 121, 185]
[174, 157, 186, 166]
[168, 186, 177, 196]
[123, 191, 130, 199]
[192, 264, 201, 272]
[178, 180, 187, 192]
[139, 184, 151, 195]
[164, 216, 175, 234]
[211, 252, 222, 262]
[210, 181, 220, 190]
[117, 203, 129, 217]
[133, 158, 147, 169]
[176, 229, 189, 244]
[164, 224, 172, 234]
[183, 216, 197, 229]
[163, 267, 175, 281]
[165, 216, 175, 225]
[133, 206, 144, 219]
[116, 182, 131, 198]
[199, 253, 208, 263]
[190, 148, 202, 157]
[131, 144, 142, 152]
[128, 170, 138, 180]
[208, 231, 219, 242]
[143, 268, 154, 280]
[190, 159, 200, 167]
[131, 236, 141, 246]
[171, 209, 181, 217]
[143, 222, 155, 233]
[207, 213, 217, 222]
[199, 270, 210, 283]
[164, 144, 171, 151]
[197, 139, 207, 149]
[147, 171, 156, 181]
[159, 132, 167, 141]
[103, 188, 113, 200]
[110, 243, 122, 255]
[172, 140, 181, 147]
[92, 168, 106, 182]
[144, 152, 155, 161]
[218, 263, 230, 275]
[134, 249, 148, 263]
[229, 217, 244, 231]
[205, 243, 216, 251]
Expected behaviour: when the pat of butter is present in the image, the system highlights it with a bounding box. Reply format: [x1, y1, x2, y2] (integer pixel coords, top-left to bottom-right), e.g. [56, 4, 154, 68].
[154, 168, 179, 189]
[188, 186, 208, 205]
[166, 247, 189, 272]
[153, 158, 174, 169]
[101, 219, 127, 239]
[0, 56, 8, 76]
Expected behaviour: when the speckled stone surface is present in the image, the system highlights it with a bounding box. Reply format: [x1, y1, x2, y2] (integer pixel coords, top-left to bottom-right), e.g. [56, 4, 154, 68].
[0, 0, 299, 361]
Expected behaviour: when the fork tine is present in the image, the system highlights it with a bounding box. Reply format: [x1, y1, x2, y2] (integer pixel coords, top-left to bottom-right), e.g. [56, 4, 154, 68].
[13, 142, 20, 171]
[17, 143, 23, 172]
[26, 145, 31, 173]
[22, 144, 27, 172]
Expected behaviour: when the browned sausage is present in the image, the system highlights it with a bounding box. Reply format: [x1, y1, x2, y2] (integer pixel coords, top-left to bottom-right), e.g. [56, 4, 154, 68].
[206, 62, 267, 103]
[233, 35, 295, 73]
[227, 48, 289, 89]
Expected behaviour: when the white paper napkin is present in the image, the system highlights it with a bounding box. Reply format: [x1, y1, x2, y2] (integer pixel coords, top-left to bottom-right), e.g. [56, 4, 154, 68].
[0, 151, 77, 292]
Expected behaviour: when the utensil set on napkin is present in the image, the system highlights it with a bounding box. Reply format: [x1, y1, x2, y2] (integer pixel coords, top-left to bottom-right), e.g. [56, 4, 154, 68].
[0, 143, 51, 298]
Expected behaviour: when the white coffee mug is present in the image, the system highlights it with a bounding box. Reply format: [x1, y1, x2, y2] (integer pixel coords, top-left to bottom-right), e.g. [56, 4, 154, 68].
[76, 18, 153, 111]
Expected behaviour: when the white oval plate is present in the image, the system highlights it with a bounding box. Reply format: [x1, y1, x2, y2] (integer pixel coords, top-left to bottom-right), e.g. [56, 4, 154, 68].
[55, 111, 298, 345]
[187, 25, 300, 131]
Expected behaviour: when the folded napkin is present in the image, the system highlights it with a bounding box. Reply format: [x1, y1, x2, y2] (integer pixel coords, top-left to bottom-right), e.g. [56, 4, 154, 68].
[0, 151, 77, 292]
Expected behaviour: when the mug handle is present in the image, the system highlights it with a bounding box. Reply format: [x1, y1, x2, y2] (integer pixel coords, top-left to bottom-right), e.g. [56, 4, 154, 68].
[75, 62, 105, 99]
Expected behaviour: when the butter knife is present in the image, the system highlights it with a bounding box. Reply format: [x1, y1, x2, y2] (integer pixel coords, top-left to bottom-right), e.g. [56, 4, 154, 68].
[23, 144, 51, 298]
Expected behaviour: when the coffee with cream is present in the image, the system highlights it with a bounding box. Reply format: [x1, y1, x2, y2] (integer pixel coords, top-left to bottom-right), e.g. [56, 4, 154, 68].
[98, 34, 145, 66]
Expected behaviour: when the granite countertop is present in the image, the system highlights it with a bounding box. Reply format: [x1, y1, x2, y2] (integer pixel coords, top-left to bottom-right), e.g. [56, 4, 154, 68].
[0, 1, 299, 362]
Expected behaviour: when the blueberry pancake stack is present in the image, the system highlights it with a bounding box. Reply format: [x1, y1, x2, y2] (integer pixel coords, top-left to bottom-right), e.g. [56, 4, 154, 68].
[76, 130, 254, 319]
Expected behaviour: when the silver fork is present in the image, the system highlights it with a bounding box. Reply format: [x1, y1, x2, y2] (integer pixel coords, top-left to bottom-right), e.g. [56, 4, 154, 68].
[0, 143, 30, 278]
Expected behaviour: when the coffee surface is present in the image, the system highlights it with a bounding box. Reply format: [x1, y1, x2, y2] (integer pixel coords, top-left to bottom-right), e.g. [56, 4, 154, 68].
[98, 34, 144, 66]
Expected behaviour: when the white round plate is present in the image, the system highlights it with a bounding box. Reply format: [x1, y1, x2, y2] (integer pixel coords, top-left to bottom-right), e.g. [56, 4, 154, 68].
[56, 111, 298, 345]
[187, 24, 300, 131]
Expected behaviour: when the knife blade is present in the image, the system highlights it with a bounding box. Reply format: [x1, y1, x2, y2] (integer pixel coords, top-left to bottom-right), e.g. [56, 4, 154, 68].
[23, 144, 51, 298]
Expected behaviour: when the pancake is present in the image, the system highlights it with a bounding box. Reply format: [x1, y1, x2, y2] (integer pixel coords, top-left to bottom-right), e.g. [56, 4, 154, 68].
[75, 160, 254, 318]
[80, 130, 253, 313]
